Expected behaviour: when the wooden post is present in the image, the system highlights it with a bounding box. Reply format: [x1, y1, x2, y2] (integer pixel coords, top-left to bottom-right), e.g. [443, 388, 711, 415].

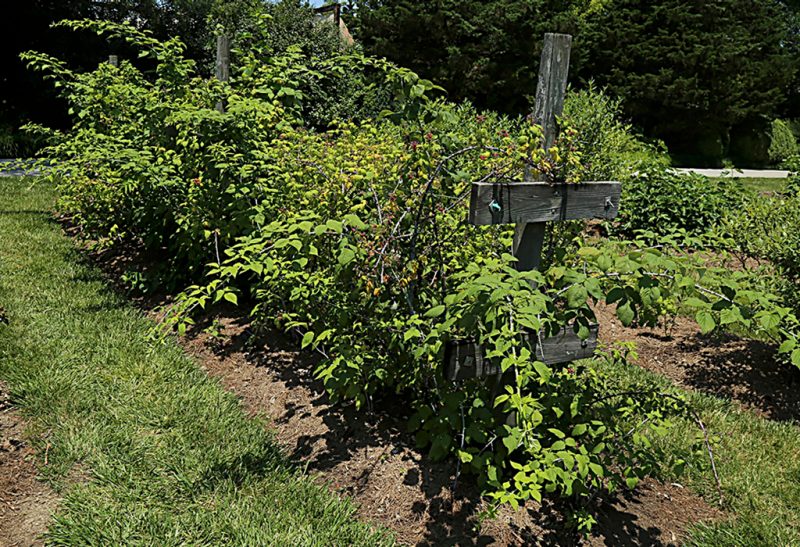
[108, 55, 119, 67]
[515, 33, 572, 273]
[215, 35, 231, 113]
[494, 34, 573, 423]
[443, 34, 621, 418]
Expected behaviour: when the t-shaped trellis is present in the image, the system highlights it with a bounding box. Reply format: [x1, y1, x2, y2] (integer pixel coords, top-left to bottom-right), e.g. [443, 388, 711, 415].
[445, 33, 622, 382]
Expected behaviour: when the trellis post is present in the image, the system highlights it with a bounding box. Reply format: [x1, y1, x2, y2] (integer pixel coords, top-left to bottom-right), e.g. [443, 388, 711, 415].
[108, 55, 119, 67]
[445, 34, 621, 391]
[215, 34, 231, 113]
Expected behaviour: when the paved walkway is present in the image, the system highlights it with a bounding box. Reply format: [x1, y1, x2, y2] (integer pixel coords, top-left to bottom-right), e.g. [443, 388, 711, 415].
[674, 168, 790, 179]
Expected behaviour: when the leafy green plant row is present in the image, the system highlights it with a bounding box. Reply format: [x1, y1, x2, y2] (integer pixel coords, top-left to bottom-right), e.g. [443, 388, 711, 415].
[25, 19, 800, 528]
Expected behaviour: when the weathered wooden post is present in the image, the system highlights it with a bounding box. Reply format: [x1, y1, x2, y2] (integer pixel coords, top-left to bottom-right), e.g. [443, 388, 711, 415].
[215, 35, 231, 113]
[445, 34, 621, 395]
[108, 55, 119, 67]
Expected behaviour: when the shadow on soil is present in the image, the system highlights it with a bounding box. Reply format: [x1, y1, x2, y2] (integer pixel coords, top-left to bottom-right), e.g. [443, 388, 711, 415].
[679, 334, 800, 422]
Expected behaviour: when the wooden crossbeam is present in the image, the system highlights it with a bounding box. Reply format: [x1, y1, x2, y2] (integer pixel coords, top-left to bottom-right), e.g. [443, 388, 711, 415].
[445, 325, 599, 381]
[470, 180, 621, 226]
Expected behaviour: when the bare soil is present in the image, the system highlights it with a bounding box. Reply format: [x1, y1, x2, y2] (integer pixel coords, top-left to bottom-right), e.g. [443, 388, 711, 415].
[181, 316, 723, 546]
[0, 382, 59, 547]
[594, 304, 800, 422]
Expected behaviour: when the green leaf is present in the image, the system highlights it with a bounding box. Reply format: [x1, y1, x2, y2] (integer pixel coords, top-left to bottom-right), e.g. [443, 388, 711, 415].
[424, 305, 445, 318]
[223, 292, 238, 305]
[566, 285, 588, 308]
[696, 310, 716, 334]
[533, 361, 552, 381]
[720, 307, 742, 325]
[779, 338, 797, 353]
[301, 331, 314, 349]
[684, 297, 707, 308]
[338, 248, 355, 265]
[596, 254, 613, 272]
[616, 302, 634, 327]
[404, 328, 421, 342]
[759, 313, 781, 330]
[606, 287, 625, 304]
[326, 219, 344, 233]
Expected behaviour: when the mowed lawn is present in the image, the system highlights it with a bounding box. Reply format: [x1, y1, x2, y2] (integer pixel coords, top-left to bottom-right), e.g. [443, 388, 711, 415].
[0, 177, 391, 545]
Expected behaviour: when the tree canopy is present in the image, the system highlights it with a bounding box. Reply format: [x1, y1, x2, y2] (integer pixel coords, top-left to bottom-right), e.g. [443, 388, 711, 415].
[351, 0, 800, 163]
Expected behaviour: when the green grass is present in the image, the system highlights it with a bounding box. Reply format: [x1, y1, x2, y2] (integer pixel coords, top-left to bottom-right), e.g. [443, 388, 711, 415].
[600, 358, 800, 546]
[0, 177, 391, 545]
[711, 176, 787, 194]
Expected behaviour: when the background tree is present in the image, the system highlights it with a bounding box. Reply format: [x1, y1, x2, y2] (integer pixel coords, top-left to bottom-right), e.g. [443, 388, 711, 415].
[575, 0, 798, 165]
[1, 0, 347, 156]
[352, 0, 799, 165]
[350, 0, 578, 114]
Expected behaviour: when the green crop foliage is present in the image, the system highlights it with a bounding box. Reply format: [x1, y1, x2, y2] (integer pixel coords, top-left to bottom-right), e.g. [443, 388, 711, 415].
[24, 19, 800, 529]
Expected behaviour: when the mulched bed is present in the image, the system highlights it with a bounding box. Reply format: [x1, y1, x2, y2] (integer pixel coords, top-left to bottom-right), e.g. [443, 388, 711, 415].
[179, 314, 723, 546]
[594, 303, 800, 422]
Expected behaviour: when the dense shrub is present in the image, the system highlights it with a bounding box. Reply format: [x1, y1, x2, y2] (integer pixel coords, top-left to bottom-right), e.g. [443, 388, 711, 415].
[768, 119, 799, 166]
[560, 86, 742, 238]
[26, 20, 800, 526]
[615, 167, 744, 237]
[562, 85, 668, 182]
[721, 193, 800, 312]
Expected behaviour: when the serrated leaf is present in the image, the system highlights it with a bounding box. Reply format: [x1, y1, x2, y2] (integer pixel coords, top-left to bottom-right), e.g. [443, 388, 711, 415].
[566, 285, 588, 308]
[684, 297, 707, 308]
[596, 253, 613, 273]
[424, 305, 445, 318]
[779, 338, 797, 353]
[533, 361, 551, 381]
[338, 248, 355, 265]
[325, 219, 343, 232]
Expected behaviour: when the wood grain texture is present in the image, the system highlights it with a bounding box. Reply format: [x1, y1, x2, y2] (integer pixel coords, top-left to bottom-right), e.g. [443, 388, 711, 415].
[470, 181, 621, 226]
[445, 325, 599, 381]
[215, 35, 231, 113]
[108, 55, 119, 67]
[528, 33, 572, 181]
[215, 35, 231, 82]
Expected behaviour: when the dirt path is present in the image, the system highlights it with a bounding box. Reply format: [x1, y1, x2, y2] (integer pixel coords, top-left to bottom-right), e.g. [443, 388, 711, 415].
[0, 382, 59, 547]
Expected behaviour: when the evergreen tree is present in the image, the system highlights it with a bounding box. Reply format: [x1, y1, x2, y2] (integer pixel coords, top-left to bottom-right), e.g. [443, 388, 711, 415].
[575, 0, 797, 161]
